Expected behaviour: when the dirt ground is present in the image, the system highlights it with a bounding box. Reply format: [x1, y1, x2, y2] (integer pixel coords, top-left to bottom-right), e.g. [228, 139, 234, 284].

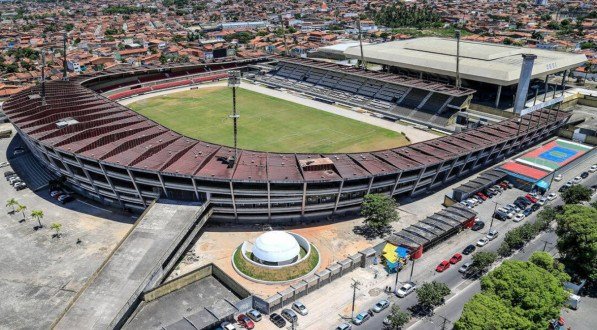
[171, 209, 421, 297]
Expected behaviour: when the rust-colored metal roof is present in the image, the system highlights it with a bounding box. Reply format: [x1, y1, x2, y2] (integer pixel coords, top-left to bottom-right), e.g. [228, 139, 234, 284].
[1, 74, 569, 184]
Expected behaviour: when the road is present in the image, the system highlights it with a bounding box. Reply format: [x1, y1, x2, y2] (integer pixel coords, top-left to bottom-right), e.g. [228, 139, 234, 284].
[361, 153, 596, 330]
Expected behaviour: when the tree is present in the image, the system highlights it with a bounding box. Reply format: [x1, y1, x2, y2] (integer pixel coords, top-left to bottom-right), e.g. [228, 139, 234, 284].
[561, 184, 592, 204]
[469, 251, 497, 275]
[529, 251, 570, 284]
[386, 304, 410, 329]
[555, 204, 597, 281]
[31, 210, 44, 229]
[6, 198, 18, 213]
[361, 194, 399, 233]
[50, 222, 62, 238]
[16, 204, 27, 221]
[535, 206, 556, 230]
[455, 293, 533, 330]
[481, 260, 569, 325]
[416, 281, 451, 312]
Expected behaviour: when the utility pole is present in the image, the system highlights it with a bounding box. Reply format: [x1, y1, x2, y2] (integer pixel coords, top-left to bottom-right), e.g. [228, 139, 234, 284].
[228, 70, 241, 164]
[436, 314, 452, 330]
[408, 257, 416, 282]
[489, 201, 500, 231]
[455, 30, 461, 89]
[62, 32, 68, 80]
[357, 16, 366, 70]
[41, 48, 46, 106]
[350, 279, 361, 319]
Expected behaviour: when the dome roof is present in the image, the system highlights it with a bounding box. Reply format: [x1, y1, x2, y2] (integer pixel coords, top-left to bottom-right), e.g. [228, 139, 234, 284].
[252, 231, 301, 263]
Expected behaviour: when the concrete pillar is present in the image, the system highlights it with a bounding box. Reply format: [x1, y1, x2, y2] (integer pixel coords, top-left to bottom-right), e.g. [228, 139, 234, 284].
[494, 85, 502, 108]
[543, 74, 550, 102]
[513, 54, 537, 114]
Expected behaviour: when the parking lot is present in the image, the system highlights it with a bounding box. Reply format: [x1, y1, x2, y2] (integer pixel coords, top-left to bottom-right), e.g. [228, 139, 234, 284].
[0, 125, 135, 329]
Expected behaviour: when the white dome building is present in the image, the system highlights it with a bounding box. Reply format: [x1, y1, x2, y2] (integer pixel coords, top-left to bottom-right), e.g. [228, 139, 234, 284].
[251, 231, 302, 266]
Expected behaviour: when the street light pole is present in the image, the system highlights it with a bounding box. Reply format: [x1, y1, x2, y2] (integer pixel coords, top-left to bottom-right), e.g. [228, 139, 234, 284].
[350, 279, 361, 320]
[489, 201, 500, 231]
[408, 257, 416, 282]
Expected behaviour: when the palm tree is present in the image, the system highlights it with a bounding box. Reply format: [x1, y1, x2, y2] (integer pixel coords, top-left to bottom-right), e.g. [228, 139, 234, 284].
[6, 198, 18, 214]
[16, 204, 27, 222]
[50, 223, 62, 238]
[31, 210, 44, 229]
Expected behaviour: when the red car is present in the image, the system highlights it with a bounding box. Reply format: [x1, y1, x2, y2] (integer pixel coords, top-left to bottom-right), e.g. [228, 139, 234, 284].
[476, 192, 488, 200]
[525, 194, 538, 203]
[436, 260, 450, 272]
[449, 253, 463, 264]
[237, 314, 255, 329]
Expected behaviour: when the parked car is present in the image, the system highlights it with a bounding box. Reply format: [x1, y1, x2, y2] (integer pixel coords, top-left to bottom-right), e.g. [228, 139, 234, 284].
[471, 221, 485, 231]
[537, 197, 547, 206]
[531, 204, 540, 212]
[462, 244, 476, 255]
[493, 210, 508, 221]
[516, 196, 531, 206]
[237, 314, 255, 330]
[572, 176, 582, 184]
[3, 170, 15, 178]
[477, 237, 490, 247]
[372, 300, 390, 313]
[336, 323, 352, 330]
[281, 309, 298, 324]
[554, 174, 563, 181]
[246, 309, 262, 322]
[514, 200, 527, 210]
[547, 192, 557, 201]
[580, 171, 589, 179]
[506, 204, 521, 213]
[0, 161, 9, 168]
[459, 262, 473, 273]
[449, 253, 463, 264]
[486, 229, 499, 241]
[523, 208, 533, 216]
[590, 165, 597, 173]
[269, 313, 286, 328]
[436, 260, 450, 272]
[58, 194, 74, 204]
[50, 190, 63, 198]
[14, 182, 27, 191]
[559, 185, 570, 193]
[525, 194, 538, 203]
[292, 301, 308, 316]
[514, 213, 525, 222]
[353, 311, 371, 325]
[476, 192, 488, 200]
[220, 322, 236, 330]
[396, 282, 416, 298]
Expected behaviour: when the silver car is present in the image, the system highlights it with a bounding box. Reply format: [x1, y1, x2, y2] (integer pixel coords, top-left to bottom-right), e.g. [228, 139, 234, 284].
[396, 282, 416, 298]
[292, 301, 308, 316]
[372, 299, 390, 313]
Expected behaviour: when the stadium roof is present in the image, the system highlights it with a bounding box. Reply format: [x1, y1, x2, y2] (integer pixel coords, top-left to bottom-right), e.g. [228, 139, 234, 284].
[343, 38, 587, 86]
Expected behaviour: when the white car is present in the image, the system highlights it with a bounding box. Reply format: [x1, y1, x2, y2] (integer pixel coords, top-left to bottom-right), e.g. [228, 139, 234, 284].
[477, 237, 490, 247]
[459, 262, 473, 273]
[514, 213, 525, 222]
[589, 165, 597, 173]
[0, 161, 9, 168]
[547, 192, 557, 201]
[554, 174, 563, 181]
[486, 229, 499, 241]
[396, 282, 417, 298]
[372, 299, 390, 313]
[572, 176, 582, 184]
[537, 197, 547, 206]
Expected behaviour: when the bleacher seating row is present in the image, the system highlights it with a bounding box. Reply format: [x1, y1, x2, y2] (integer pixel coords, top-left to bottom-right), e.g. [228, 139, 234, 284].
[255, 61, 470, 127]
[107, 73, 228, 100]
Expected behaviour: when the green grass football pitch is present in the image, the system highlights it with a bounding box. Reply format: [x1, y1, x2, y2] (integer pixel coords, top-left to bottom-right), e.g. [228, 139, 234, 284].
[128, 86, 409, 153]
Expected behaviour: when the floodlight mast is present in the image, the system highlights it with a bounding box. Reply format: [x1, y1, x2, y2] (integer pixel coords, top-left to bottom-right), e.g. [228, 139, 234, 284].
[455, 30, 461, 90]
[228, 70, 241, 162]
[41, 48, 46, 106]
[357, 16, 366, 70]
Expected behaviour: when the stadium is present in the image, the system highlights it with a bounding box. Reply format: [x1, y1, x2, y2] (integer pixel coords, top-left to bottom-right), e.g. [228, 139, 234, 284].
[2, 55, 570, 223]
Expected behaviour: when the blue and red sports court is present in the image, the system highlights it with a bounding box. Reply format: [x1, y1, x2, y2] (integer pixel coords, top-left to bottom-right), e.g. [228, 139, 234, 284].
[500, 139, 592, 185]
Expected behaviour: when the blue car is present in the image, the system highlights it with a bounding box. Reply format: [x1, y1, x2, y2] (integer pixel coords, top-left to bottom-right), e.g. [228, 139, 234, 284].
[523, 208, 532, 217]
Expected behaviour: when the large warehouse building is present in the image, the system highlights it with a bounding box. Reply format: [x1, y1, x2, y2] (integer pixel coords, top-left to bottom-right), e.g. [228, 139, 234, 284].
[343, 38, 587, 109]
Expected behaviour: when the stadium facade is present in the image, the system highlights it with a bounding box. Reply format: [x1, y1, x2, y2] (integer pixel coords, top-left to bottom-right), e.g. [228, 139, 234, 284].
[2, 57, 570, 223]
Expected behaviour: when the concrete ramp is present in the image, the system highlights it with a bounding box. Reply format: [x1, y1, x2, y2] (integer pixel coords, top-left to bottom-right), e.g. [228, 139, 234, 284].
[54, 199, 211, 330]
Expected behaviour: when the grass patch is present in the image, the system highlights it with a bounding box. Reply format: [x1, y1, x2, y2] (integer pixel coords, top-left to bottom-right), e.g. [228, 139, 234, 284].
[234, 244, 319, 282]
[128, 86, 409, 153]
